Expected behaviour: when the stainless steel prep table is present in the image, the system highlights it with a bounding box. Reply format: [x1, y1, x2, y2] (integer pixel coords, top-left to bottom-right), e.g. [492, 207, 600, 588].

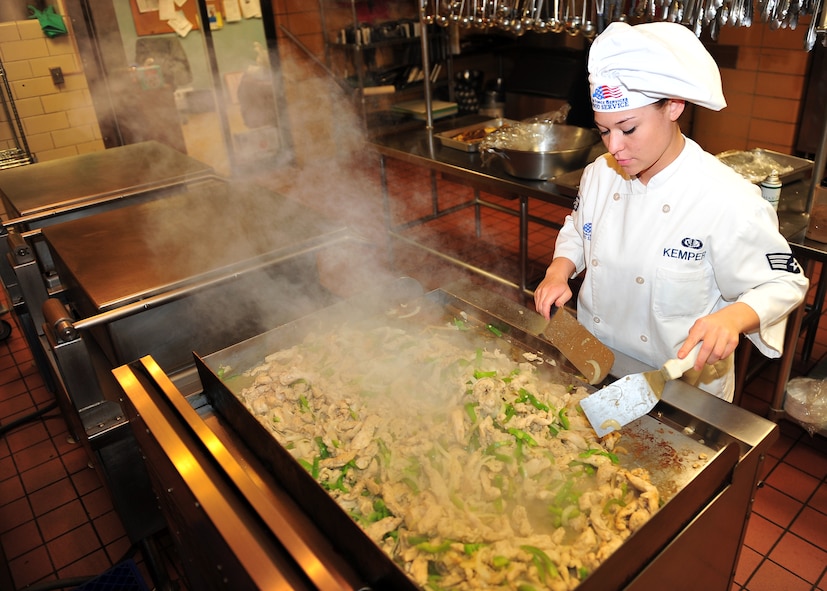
[0, 141, 217, 391]
[371, 116, 605, 299]
[0, 140, 214, 223]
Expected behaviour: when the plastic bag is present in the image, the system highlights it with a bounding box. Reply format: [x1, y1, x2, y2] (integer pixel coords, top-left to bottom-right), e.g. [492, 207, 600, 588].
[784, 377, 827, 435]
[28, 5, 68, 38]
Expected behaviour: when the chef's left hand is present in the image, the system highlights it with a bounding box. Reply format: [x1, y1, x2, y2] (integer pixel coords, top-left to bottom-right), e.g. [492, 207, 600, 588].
[677, 303, 760, 371]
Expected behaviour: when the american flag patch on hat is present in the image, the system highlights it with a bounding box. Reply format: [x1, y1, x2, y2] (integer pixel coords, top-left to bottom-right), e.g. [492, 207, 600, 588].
[592, 85, 624, 100]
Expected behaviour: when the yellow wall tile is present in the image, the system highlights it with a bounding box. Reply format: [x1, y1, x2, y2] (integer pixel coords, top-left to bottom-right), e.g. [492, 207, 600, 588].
[16, 19, 44, 41]
[1, 38, 50, 62]
[37, 145, 79, 161]
[41, 90, 89, 113]
[29, 54, 78, 78]
[67, 106, 98, 127]
[12, 76, 57, 100]
[23, 111, 69, 135]
[0, 23, 21, 43]
[3, 60, 32, 81]
[47, 35, 77, 57]
[59, 73, 89, 92]
[14, 97, 45, 118]
[25, 131, 55, 154]
[52, 124, 95, 148]
[76, 139, 106, 154]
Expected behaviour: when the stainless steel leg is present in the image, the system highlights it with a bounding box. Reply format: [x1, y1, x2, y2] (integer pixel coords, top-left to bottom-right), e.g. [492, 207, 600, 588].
[519, 196, 529, 304]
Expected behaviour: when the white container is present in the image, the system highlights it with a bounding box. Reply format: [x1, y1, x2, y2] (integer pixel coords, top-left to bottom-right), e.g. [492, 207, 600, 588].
[760, 169, 782, 210]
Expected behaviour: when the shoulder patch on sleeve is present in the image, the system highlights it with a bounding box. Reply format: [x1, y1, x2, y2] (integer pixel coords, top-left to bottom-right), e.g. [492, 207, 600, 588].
[766, 253, 802, 274]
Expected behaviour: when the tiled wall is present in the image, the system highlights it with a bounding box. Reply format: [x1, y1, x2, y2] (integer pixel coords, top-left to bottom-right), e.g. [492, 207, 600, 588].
[694, 23, 813, 156]
[0, 3, 104, 162]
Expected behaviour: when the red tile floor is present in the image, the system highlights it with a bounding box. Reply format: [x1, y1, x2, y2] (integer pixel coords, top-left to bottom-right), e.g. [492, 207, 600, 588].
[2, 158, 827, 590]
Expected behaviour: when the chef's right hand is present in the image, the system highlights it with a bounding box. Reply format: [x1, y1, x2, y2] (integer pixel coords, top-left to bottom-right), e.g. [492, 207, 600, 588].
[533, 258, 576, 320]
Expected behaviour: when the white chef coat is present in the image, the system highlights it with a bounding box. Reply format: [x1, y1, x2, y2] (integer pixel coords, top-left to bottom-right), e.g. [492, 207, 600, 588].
[553, 137, 810, 401]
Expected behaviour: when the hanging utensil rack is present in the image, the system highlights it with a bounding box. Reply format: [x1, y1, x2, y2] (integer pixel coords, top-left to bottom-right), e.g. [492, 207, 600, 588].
[0, 58, 33, 170]
[419, 0, 826, 44]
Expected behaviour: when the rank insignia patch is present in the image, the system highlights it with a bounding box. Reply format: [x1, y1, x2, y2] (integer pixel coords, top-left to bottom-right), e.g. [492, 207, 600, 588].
[766, 253, 802, 274]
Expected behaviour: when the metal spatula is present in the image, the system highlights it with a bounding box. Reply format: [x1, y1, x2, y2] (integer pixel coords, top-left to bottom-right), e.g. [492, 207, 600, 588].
[580, 344, 701, 437]
[543, 305, 614, 385]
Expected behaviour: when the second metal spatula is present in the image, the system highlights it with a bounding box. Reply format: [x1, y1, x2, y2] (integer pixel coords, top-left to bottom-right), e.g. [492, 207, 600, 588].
[581, 344, 701, 437]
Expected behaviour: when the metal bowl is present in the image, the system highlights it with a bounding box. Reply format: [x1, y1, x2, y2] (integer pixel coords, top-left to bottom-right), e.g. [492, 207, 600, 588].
[484, 124, 601, 180]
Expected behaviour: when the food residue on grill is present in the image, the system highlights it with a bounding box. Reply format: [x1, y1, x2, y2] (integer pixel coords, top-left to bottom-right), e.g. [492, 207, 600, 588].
[231, 315, 664, 590]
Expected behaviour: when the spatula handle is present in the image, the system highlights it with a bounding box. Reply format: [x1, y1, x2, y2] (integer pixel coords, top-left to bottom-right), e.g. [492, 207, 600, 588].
[662, 343, 702, 380]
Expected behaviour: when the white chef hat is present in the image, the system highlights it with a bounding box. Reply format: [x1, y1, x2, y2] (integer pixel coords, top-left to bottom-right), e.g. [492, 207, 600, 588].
[588, 22, 726, 113]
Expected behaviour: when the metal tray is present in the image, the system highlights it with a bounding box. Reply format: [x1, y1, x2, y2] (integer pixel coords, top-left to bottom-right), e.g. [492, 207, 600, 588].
[716, 148, 813, 184]
[435, 117, 517, 152]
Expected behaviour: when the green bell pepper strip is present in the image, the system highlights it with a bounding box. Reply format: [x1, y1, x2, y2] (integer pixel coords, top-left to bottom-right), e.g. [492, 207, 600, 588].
[579, 448, 619, 464]
[486, 323, 503, 337]
[603, 497, 626, 514]
[558, 408, 570, 429]
[417, 539, 453, 553]
[464, 402, 479, 423]
[517, 388, 549, 411]
[315, 436, 331, 459]
[520, 545, 559, 583]
[507, 427, 538, 447]
[400, 476, 420, 493]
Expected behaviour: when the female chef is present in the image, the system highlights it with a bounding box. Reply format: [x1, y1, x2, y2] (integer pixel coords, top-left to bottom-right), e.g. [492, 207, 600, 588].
[533, 21, 809, 401]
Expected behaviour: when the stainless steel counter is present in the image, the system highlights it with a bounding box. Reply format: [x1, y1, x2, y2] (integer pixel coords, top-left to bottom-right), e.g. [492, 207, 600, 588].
[371, 116, 606, 299]
[0, 140, 214, 223]
[371, 115, 606, 204]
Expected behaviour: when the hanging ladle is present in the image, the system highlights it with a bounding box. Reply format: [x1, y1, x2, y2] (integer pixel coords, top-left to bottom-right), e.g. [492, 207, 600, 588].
[582, 0, 597, 36]
[565, 0, 582, 34]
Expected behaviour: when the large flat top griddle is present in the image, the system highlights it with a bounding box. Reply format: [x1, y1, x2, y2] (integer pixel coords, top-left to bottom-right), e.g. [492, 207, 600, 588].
[41, 180, 350, 313]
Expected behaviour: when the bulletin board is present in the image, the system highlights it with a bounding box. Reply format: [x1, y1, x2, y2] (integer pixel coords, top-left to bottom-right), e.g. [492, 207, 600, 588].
[130, 0, 201, 36]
